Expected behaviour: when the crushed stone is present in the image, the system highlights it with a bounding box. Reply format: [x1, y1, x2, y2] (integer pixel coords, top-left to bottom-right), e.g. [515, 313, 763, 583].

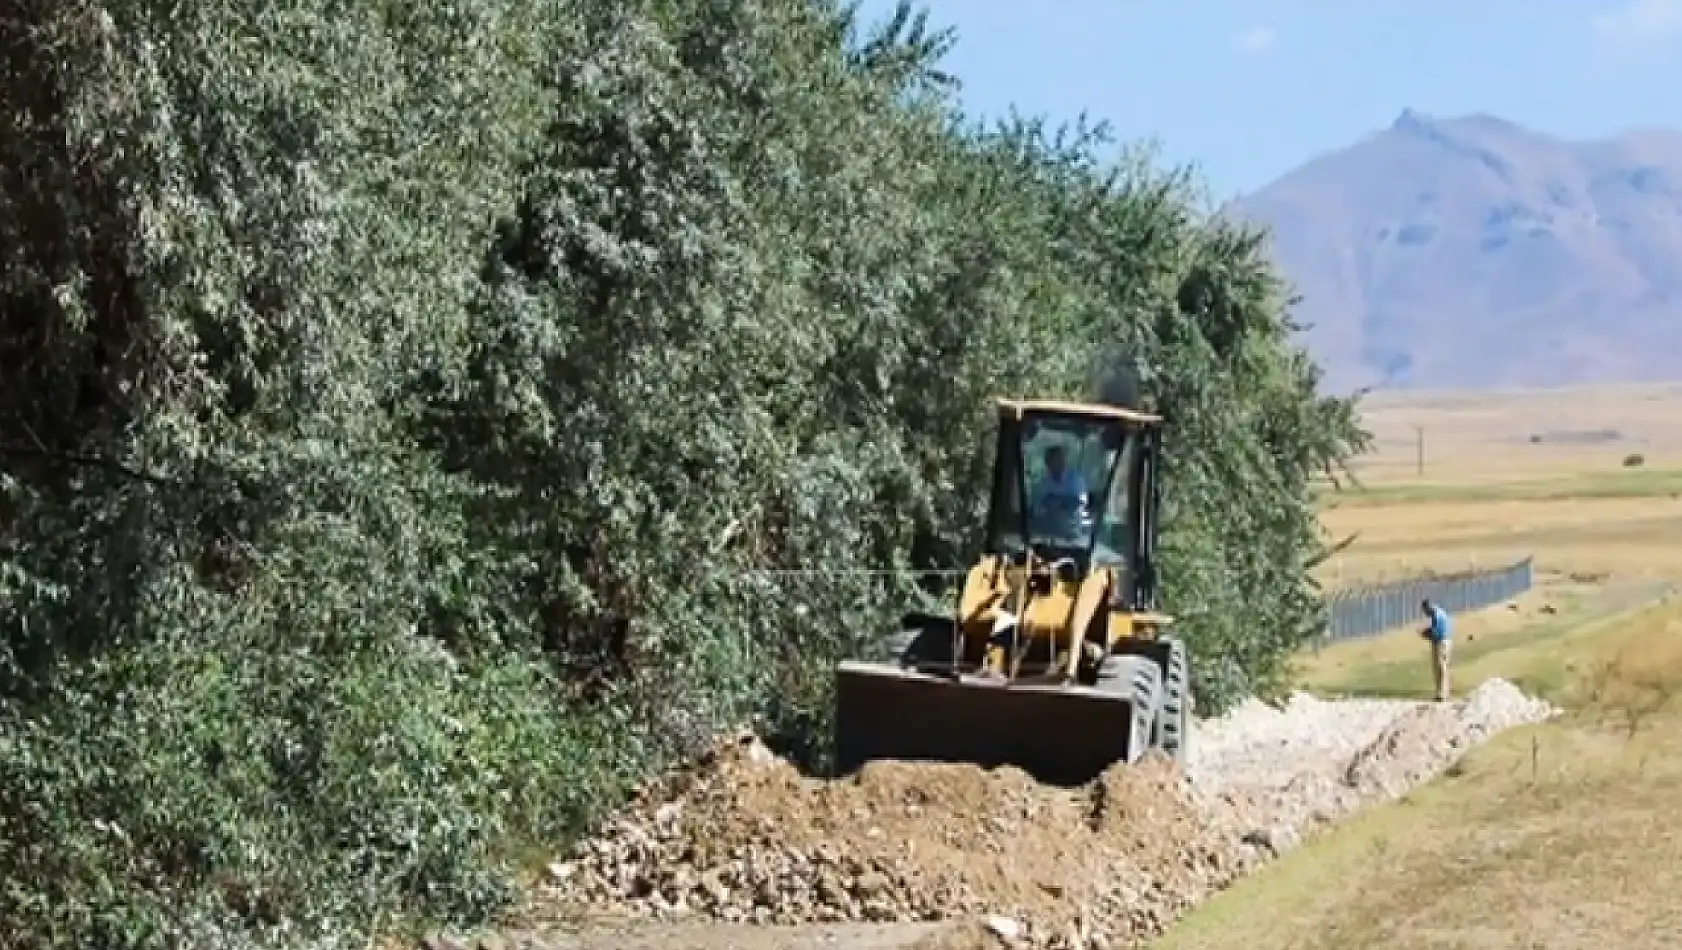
[509, 678, 1559, 949]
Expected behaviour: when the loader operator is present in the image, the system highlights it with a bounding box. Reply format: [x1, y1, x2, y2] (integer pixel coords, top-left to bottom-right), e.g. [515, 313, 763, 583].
[1030, 444, 1090, 540]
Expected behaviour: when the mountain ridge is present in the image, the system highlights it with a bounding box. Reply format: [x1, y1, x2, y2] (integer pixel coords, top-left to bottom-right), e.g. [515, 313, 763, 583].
[1233, 110, 1682, 394]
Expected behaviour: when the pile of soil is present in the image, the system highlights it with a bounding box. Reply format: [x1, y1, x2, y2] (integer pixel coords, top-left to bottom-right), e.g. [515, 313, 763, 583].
[518, 679, 1557, 949]
[544, 734, 1263, 949]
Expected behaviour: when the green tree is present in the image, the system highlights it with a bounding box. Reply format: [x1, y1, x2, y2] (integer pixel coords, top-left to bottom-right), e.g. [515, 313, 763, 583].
[0, 0, 1367, 947]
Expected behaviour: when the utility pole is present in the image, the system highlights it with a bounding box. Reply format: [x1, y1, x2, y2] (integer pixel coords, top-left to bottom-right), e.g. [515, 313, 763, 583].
[1415, 426, 1425, 477]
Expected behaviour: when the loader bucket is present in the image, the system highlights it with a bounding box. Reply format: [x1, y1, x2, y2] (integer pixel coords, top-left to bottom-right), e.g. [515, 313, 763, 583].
[832, 660, 1150, 787]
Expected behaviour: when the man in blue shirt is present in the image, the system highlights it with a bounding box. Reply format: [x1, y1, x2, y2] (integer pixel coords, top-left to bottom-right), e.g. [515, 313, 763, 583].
[1030, 445, 1089, 539]
[1419, 599, 1452, 702]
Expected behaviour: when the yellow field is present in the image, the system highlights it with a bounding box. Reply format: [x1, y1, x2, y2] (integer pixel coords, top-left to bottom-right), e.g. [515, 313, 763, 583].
[1156, 382, 1682, 950]
[1314, 381, 1682, 588]
[1349, 381, 1682, 480]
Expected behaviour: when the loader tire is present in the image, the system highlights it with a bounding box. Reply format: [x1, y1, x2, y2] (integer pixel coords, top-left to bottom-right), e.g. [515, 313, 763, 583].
[1093, 654, 1162, 766]
[1152, 636, 1189, 765]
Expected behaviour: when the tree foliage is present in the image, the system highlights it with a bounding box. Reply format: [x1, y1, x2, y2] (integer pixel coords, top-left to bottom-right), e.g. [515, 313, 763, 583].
[0, 0, 1368, 946]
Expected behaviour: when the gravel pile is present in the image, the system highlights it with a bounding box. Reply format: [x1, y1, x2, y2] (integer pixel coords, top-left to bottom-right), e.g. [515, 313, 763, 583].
[1183, 678, 1558, 853]
[525, 678, 1557, 949]
[543, 742, 1248, 948]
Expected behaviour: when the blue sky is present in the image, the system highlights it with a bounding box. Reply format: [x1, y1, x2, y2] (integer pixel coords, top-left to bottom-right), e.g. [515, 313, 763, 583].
[854, 0, 1682, 200]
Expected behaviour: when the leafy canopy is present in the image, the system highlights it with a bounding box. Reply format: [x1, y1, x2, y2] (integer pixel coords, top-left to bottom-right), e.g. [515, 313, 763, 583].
[0, 0, 1367, 947]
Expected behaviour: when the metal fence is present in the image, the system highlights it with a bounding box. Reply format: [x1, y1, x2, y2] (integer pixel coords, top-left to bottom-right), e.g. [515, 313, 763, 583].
[1324, 557, 1535, 641]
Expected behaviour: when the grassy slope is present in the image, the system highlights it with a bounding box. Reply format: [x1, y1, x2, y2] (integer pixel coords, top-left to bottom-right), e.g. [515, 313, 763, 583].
[1156, 384, 1682, 950]
[1155, 596, 1682, 950]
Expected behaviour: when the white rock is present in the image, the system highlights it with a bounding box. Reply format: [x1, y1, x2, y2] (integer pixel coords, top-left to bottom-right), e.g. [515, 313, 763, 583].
[985, 914, 1025, 943]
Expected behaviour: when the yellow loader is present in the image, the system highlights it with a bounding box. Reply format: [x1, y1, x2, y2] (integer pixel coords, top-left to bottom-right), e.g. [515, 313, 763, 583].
[833, 398, 1191, 787]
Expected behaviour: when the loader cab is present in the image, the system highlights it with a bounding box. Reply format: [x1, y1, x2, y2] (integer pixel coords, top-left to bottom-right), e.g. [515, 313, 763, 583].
[985, 400, 1165, 610]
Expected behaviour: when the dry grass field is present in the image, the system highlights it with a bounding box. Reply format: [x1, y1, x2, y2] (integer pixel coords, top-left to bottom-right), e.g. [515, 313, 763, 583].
[1155, 382, 1682, 950]
[1314, 381, 1682, 588]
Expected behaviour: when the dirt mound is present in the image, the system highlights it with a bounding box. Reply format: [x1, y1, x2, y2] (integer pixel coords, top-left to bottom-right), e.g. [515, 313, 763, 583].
[546, 734, 1256, 948]
[529, 679, 1558, 950]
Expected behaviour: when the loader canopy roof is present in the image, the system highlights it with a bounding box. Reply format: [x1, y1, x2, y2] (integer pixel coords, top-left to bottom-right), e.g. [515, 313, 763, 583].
[996, 398, 1162, 426]
[986, 405, 1153, 568]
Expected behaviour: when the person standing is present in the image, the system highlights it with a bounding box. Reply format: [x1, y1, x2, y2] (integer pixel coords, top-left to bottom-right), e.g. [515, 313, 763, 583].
[1419, 599, 1452, 702]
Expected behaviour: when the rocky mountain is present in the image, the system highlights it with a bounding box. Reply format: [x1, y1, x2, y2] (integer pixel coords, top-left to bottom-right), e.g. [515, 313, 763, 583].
[1233, 110, 1682, 394]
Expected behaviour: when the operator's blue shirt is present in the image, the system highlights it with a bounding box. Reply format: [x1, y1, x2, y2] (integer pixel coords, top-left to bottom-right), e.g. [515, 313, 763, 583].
[1031, 469, 1088, 512]
[1031, 469, 1089, 537]
[1426, 605, 1451, 642]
